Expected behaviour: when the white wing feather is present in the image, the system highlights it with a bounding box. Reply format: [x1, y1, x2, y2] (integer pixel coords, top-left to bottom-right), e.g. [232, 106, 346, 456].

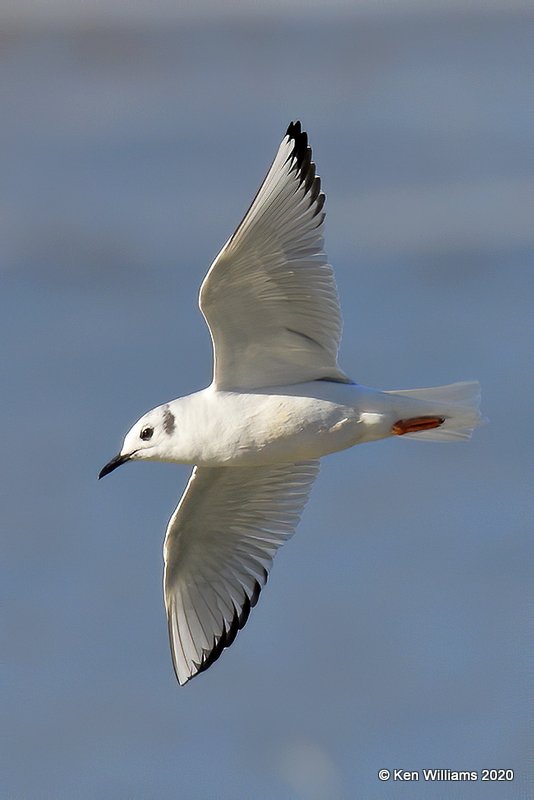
[199, 121, 349, 391]
[163, 460, 319, 685]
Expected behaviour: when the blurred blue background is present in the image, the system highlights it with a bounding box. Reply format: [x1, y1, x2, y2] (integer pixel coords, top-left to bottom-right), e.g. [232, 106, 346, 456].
[1, 2, 532, 798]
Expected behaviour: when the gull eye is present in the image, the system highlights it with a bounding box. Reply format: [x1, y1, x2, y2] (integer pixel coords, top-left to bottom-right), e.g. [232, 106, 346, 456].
[140, 426, 154, 441]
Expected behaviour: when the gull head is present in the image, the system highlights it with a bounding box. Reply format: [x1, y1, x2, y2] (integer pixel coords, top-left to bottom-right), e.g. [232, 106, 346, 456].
[99, 403, 177, 479]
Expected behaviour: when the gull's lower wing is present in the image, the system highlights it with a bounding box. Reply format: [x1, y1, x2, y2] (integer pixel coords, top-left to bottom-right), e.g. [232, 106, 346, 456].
[199, 121, 349, 391]
[163, 460, 319, 685]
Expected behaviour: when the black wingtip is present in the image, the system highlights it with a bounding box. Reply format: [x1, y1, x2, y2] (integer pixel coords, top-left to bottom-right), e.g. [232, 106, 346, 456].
[285, 120, 325, 218]
[193, 578, 265, 680]
[286, 120, 309, 172]
[286, 120, 301, 138]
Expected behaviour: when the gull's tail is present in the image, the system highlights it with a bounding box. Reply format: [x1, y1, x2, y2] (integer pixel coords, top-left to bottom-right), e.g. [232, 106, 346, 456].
[386, 381, 485, 441]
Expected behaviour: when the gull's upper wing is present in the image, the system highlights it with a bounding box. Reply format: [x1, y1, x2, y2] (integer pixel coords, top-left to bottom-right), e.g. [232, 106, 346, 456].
[199, 121, 350, 390]
[163, 460, 319, 685]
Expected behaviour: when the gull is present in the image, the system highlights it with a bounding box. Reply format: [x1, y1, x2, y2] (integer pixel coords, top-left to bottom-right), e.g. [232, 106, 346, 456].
[99, 121, 483, 685]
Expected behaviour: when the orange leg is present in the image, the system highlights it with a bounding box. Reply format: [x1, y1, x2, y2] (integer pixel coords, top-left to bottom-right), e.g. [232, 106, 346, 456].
[392, 416, 445, 435]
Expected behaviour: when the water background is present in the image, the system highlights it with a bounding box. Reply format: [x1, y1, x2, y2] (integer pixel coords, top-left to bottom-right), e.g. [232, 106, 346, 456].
[1, 3, 532, 798]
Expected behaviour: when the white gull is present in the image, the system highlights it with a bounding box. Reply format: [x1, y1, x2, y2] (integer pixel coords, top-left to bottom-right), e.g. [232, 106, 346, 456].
[100, 121, 483, 685]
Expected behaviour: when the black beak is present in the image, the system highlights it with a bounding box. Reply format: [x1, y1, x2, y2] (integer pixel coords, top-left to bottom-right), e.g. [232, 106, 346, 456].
[98, 452, 131, 479]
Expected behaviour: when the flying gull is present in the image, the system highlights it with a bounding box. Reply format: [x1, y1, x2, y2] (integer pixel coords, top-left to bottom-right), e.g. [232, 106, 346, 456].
[100, 121, 483, 685]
